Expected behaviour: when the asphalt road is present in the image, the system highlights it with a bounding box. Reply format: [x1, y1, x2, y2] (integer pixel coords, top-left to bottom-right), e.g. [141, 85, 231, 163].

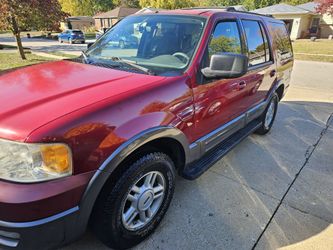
[0, 34, 93, 55]
[56, 60, 333, 250]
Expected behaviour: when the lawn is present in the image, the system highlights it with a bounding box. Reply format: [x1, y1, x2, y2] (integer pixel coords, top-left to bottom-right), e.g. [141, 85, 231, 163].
[45, 51, 79, 59]
[292, 39, 333, 63]
[0, 52, 55, 71]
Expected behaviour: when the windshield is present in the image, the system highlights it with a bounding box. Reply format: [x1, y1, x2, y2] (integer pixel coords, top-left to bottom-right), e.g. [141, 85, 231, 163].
[86, 15, 206, 76]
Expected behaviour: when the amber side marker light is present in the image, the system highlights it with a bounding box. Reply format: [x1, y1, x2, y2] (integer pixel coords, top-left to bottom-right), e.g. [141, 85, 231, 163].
[41, 144, 72, 174]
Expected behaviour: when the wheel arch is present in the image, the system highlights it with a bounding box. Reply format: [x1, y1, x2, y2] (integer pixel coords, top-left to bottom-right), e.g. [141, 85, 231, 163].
[75, 126, 190, 231]
[275, 83, 285, 101]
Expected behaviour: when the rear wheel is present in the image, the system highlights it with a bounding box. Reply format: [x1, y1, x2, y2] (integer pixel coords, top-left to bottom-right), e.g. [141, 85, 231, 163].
[255, 93, 278, 135]
[91, 152, 175, 249]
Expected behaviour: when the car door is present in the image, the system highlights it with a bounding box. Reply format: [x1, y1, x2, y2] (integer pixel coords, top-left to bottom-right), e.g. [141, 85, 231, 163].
[192, 19, 250, 149]
[239, 19, 276, 113]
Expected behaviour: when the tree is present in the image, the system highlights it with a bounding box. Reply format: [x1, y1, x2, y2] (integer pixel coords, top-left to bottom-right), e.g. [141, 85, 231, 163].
[139, 0, 196, 9]
[315, 0, 333, 15]
[59, 0, 118, 16]
[0, 0, 66, 60]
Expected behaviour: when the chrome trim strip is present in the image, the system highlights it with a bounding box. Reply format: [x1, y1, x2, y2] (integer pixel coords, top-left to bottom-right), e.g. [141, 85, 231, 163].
[189, 101, 267, 159]
[246, 102, 266, 123]
[0, 206, 79, 229]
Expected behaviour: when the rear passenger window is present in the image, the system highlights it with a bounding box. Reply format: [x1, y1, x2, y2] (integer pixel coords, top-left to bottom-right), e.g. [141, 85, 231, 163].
[242, 20, 270, 66]
[269, 22, 293, 60]
[208, 21, 242, 58]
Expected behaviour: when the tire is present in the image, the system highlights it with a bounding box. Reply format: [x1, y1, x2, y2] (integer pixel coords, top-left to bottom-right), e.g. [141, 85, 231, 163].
[91, 152, 176, 249]
[119, 40, 125, 49]
[255, 93, 279, 135]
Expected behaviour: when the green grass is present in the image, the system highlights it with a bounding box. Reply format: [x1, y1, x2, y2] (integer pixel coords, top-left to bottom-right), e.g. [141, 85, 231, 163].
[292, 39, 333, 62]
[0, 52, 55, 71]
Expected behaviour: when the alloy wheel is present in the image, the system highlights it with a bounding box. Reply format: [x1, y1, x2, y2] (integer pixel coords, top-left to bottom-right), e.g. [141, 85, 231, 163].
[264, 100, 275, 129]
[121, 171, 165, 231]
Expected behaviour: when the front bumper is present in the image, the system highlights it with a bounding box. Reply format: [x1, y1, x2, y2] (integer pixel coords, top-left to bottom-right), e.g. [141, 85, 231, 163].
[72, 37, 85, 43]
[0, 207, 80, 249]
[0, 172, 95, 249]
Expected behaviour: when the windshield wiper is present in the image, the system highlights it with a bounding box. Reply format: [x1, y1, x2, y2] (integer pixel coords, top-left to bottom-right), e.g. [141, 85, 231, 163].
[81, 51, 91, 64]
[111, 57, 155, 75]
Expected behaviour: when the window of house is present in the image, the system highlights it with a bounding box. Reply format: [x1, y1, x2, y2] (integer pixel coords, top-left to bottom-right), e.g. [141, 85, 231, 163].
[310, 17, 320, 32]
[242, 20, 268, 66]
[208, 21, 242, 58]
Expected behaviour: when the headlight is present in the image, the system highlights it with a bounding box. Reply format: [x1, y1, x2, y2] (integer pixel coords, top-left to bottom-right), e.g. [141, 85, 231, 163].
[0, 139, 73, 183]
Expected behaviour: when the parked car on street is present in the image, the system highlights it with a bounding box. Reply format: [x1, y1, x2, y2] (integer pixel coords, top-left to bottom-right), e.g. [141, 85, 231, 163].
[58, 29, 85, 44]
[0, 7, 293, 250]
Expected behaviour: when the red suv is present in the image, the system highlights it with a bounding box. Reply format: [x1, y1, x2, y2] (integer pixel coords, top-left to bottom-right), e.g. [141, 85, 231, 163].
[0, 7, 293, 250]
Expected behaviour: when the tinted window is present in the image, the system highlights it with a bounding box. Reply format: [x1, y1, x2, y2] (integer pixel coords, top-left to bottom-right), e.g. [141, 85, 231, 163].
[72, 30, 83, 34]
[242, 20, 267, 66]
[259, 23, 271, 62]
[269, 22, 293, 60]
[208, 21, 242, 58]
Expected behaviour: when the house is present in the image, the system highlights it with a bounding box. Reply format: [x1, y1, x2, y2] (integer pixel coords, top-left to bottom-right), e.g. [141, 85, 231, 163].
[253, 2, 333, 40]
[60, 16, 95, 31]
[297, 2, 333, 38]
[93, 7, 140, 30]
[135, 7, 162, 14]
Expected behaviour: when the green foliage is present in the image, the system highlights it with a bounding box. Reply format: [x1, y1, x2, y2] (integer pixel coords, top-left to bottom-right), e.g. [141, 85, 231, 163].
[59, 0, 126, 16]
[139, 0, 196, 9]
[209, 36, 241, 56]
[0, 0, 66, 32]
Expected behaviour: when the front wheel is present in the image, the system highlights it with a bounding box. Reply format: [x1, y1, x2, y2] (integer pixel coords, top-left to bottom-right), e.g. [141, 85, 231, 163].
[255, 93, 278, 135]
[91, 152, 176, 249]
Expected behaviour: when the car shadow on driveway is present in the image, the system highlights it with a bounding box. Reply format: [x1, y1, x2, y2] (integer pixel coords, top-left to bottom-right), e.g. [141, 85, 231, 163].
[60, 101, 333, 250]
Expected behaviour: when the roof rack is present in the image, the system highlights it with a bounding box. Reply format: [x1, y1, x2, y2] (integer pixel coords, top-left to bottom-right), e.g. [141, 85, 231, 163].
[226, 7, 274, 18]
[180, 6, 274, 18]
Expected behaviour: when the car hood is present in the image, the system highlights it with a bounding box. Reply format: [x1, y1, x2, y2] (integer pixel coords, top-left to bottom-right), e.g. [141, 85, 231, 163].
[0, 60, 165, 141]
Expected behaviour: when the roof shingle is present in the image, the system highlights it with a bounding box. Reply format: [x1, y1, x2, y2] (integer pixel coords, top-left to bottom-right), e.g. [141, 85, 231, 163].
[94, 7, 140, 18]
[253, 3, 310, 14]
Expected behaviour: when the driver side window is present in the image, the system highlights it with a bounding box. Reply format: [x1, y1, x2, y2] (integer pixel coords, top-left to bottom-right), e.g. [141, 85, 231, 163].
[208, 21, 242, 58]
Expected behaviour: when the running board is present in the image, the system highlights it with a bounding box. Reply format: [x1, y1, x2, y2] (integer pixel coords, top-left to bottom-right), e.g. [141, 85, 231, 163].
[182, 119, 262, 180]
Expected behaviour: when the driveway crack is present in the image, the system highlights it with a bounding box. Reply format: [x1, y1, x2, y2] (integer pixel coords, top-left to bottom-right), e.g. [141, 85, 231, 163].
[252, 112, 333, 249]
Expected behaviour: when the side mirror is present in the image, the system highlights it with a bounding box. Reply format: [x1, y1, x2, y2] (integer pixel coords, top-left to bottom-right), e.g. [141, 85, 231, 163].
[87, 43, 94, 49]
[201, 53, 248, 79]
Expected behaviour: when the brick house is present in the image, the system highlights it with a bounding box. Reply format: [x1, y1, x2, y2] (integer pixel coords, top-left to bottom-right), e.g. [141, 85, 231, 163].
[93, 7, 140, 30]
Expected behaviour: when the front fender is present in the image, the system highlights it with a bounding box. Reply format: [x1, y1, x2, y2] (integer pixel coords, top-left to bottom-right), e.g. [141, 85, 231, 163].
[74, 126, 190, 233]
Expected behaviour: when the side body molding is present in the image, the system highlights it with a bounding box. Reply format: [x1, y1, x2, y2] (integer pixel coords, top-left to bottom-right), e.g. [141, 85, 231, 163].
[75, 126, 191, 232]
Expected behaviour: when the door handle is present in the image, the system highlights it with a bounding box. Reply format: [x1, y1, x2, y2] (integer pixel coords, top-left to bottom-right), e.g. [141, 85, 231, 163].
[238, 81, 247, 90]
[270, 70, 276, 77]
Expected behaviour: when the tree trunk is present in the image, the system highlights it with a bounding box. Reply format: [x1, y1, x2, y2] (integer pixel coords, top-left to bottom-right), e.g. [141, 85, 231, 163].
[14, 33, 26, 60]
[11, 16, 26, 60]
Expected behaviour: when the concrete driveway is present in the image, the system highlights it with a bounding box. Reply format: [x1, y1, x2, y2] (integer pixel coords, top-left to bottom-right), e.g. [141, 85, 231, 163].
[57, 60, 333, 250]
